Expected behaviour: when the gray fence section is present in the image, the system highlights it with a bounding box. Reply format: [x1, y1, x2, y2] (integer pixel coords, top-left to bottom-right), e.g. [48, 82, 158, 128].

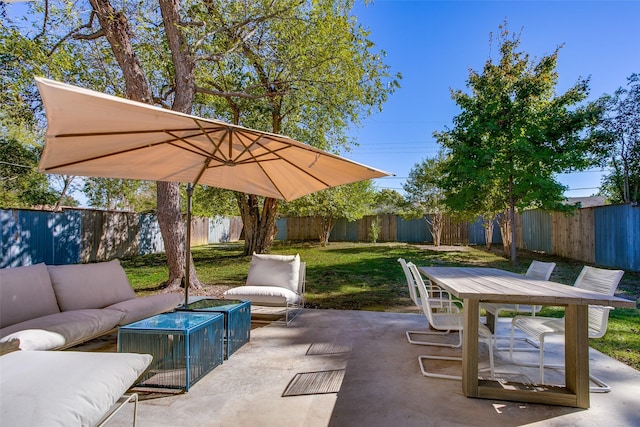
[521, 210, 553, 253]
[594, 204, 640, 272]
[396, 217, 430, 243]
[1, 209, 241, 268]
[1, 209, 82, 267]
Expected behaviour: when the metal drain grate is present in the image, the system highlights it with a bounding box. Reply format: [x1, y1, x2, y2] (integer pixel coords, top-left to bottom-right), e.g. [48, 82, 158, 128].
[282, 369, 346, 397]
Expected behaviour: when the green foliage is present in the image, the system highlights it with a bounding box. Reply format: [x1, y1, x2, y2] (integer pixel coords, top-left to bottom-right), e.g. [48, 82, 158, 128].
[402, 152, 447, 219]
[84, 178, 156, 212]
[191, 186, 239, 217]
[373, 189, 405, 214]
[0, 128, 57, 208]
[280, 180, 377, 244]
[435, 23, 604, 258]
[597, 73, 640, 204]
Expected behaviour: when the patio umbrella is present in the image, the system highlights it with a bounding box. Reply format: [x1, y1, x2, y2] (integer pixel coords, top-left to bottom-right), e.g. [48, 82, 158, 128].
[35, 77, 392, 304]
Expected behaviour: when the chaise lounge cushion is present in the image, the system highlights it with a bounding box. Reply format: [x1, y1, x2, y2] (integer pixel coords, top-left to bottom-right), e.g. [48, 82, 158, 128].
[107, 293, 182, 325]
[245, 253, 301, 293]
[0, 350, 152, 427]
[48, 260, 137, 311]
[0, 263, 61, 329]
[224, 285, 302, 305]
[0, 308, 125, 351]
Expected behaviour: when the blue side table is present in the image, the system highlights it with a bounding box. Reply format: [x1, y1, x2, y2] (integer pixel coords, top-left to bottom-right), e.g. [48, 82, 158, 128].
[118, 311, 224, 391]
[179, 298, 251, 359]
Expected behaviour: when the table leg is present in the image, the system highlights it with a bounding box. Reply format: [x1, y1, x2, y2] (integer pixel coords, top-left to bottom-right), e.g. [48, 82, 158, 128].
[564, 304, 590, 409]
[462, 298, 479, 397]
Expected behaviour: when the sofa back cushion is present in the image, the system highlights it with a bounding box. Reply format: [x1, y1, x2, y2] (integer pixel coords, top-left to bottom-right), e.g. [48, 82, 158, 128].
[0, 263, 61, 328]
[246, 253, 301, 293]
[48, 260, 136, 311]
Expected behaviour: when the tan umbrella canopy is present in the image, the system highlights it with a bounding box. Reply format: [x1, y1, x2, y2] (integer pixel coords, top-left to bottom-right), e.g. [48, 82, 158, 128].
[36, 77, 390, 201]
[36, 77, 392, 305]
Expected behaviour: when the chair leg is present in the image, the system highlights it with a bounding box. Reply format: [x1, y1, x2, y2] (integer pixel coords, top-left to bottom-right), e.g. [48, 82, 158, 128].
[406, 329, 461, 347]
[589, 374, 611, 393]
[418, 354, 463, 380]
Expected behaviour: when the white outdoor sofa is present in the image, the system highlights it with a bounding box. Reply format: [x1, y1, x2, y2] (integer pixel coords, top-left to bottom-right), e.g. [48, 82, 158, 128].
[223, 253, 305, 325]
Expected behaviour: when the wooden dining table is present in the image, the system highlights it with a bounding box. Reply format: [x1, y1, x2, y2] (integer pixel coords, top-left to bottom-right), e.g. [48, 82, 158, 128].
[418, 266, 635, 408]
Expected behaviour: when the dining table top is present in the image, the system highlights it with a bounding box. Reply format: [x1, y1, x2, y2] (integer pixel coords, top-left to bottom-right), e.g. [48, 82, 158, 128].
[418, 266, 635, 308]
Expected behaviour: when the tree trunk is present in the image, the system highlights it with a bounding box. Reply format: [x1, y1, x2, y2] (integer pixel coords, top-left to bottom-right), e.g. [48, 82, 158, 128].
[90, 0, 202, 290]
[318, 216, 335, 246]
[237, 194, 279, 255]
[509, 175, 517, 265]
[482, 214, 495, 250]
[498, 210, 511, 257]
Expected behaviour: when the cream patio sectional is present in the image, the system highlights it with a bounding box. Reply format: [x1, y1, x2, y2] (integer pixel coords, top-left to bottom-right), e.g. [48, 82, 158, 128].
[0, 259, 182, 350]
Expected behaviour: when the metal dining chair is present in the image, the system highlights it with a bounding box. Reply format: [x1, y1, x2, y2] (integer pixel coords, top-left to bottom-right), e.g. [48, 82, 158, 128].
[408, 262, 495, 380]
[398, 258, 460, 345]
[509, 265, 624, 391]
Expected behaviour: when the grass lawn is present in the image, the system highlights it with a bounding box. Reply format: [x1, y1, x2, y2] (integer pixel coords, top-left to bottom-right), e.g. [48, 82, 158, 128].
[120, 241, 640, 370]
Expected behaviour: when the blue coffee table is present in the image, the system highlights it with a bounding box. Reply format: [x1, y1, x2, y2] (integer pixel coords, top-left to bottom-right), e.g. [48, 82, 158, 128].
[118, 311, 224, 391]
[179, 298, 251, 359]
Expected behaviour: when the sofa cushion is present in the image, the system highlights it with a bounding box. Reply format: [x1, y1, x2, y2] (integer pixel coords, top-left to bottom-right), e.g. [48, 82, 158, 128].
[107, 293, 182, 325]
[0, 308, 125, 350]
[48, 260, 136, 311]
[224, 285, 301, 305]
[0, 263, 60, 328]
[246, 253, 300, 293]
[0, 351, 152, 427]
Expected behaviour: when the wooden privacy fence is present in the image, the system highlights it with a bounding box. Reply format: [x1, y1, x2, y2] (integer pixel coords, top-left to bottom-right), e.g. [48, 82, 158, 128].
[1, 208, 242, 268]
[278, 204, 639, 272]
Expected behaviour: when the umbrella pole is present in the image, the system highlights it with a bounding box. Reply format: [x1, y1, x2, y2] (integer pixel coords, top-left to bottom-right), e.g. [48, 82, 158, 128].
[184, 183, 193, 308]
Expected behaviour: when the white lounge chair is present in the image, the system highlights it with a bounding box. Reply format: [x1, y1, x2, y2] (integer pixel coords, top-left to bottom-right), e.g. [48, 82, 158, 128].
[509, 265, 624, 391]
[224, 253, 305, 325]
[481, 260, 556, 337]
[408, 262, 495, 380]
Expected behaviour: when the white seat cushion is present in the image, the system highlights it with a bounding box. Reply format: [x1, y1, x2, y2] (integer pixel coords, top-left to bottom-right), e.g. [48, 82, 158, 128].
[0, 351, 152, 427]
[246, 253, 300, 293]
[224, 285, 301, 305]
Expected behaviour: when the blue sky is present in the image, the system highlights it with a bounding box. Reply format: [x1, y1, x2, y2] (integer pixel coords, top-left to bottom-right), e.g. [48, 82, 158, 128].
[346, 0, 640, 198]
[5, 1, 639, 201]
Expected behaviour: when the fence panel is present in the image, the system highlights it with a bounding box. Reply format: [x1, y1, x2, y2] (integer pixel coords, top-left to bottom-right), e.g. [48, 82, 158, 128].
[139, 214, 164, 255]
[0, 209, 81, 268]
[521, 210, 552, 253]
[396, 217, 429, 243]
[81, 210, 139, 262]
[551, 209, 595, 264]
[190, 217, 209, 247]
[594, 204, 640, 271]
[440, 216, 469, 245]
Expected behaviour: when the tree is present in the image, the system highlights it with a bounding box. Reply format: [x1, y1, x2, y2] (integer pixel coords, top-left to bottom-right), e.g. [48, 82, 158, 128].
[280, 180, 377, 246]
[0, 135, 58, 208]
[3, 0, 397, 288]
[373, 189, 405, 214]
[402, 153, 448, 246]
[198, 1, 400, 255]
[597, 74, 640, 204]
[435, 23, 603, 263]
[84, 178, 156, 212]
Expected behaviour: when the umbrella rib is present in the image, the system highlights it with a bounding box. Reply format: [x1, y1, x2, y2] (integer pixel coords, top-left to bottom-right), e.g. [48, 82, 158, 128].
[192, 119, 231, 162]
[41, 139, 171, 170]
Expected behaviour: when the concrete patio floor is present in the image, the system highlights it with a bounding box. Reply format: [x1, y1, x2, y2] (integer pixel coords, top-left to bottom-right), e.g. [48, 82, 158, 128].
[106, 309, 640, 427]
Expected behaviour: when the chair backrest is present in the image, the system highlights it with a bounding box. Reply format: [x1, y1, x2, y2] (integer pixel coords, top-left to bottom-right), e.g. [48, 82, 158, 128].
[407, 262, 437, 324]
[525, 260, 556, 280]
[398, 258, 420, 307]
[574, 266, 625, 339]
